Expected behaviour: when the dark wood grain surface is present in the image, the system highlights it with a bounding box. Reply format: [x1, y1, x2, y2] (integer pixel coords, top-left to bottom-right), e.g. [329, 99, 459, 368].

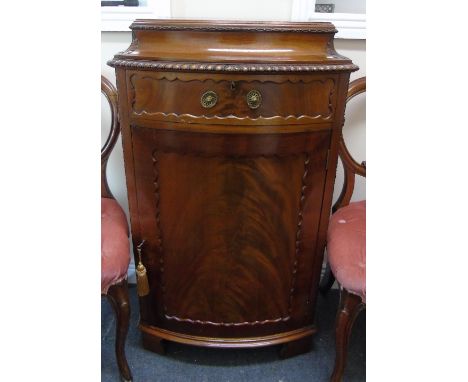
[128, 72, 337, 121]
[110, 19, 356, 353]
[131, 127, 329, 333]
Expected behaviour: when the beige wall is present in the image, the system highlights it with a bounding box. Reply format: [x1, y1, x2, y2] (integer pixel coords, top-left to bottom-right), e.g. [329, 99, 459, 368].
[171, 0, 293, 20]
[334, 39, 366, 204]
[102, 32, 132, 218]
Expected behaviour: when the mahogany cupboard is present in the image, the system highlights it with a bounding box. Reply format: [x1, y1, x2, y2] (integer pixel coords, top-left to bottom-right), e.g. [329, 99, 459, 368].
[108, 19, 358, 357]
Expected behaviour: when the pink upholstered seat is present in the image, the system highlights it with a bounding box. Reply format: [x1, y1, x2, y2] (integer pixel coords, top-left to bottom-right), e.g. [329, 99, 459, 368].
[327, 200, 366, 302]
[101, 197, 130, 294]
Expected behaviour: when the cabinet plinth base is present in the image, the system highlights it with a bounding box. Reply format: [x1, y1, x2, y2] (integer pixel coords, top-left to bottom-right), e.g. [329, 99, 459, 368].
[141, 331, 166, 355]
[278, 335, 313, 359]
[139, 323, 316, 353]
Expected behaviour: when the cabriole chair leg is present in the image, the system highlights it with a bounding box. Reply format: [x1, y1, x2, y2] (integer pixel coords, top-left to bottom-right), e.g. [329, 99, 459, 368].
[107, 280, 133, 382]
[330, 288, 364, 382]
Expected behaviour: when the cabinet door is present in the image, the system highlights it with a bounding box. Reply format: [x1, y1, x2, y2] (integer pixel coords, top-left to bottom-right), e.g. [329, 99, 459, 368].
[130, 126, 330, 336]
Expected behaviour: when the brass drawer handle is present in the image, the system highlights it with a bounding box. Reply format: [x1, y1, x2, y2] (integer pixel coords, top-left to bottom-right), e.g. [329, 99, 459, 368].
[246, 89, 262, 109]
[201, 90, 218, 108]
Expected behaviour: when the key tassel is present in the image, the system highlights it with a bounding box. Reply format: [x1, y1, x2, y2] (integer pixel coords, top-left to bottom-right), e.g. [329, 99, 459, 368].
[136, 240, 149, 297]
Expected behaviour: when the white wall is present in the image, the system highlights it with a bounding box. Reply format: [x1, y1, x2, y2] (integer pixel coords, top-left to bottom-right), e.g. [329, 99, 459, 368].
[102, 31, 132, 217]
[171, 0, 293, 20]
[101, 5, 366, 279]
[334, 38, 366, 204]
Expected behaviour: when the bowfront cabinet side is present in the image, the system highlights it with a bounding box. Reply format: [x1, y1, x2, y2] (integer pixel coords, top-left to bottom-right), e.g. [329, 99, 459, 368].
[109, 19, 357, 355]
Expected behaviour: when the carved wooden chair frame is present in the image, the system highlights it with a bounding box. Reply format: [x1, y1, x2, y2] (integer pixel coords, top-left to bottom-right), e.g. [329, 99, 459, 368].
[320, 76, 366, 292]
[320, 76, 366, 382]
[332, 76, 366, 214]
[101, 75, 133, 382]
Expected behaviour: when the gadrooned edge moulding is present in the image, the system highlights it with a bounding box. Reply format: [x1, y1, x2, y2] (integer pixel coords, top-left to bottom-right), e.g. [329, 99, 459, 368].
[108, 59, 359, 73]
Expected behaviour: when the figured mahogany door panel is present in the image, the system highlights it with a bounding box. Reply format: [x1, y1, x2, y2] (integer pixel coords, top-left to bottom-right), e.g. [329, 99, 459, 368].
[131, 126, 330, 333]
[127, 71, 338, 125]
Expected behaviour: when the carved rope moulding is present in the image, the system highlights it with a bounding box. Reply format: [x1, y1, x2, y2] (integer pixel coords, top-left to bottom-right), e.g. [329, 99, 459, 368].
[129, 72, 338, 84]
[164, 314, 290, 327]
[130, 24, 338, 34]
[108, 59, 358, 73]
[131, 112, 333, 124]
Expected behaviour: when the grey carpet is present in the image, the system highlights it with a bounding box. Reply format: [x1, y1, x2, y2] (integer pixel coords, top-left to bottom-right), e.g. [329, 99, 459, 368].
[101, 286, 365, 382]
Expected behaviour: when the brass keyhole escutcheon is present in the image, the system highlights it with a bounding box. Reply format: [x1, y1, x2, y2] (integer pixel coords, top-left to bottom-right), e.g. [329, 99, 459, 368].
[201, 90, 218, 108]
[246, 89, 262, 109]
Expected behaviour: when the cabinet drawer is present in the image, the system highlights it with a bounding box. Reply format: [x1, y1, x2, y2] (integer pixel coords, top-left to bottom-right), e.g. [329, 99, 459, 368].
[127, 71, 338, 126]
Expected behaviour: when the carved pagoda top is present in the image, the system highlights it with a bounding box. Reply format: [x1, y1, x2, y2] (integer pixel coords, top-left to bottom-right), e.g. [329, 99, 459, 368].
[108, 19, 358, 74]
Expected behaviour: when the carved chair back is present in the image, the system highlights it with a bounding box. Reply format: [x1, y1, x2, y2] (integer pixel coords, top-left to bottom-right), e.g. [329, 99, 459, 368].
[101, 75, 120, 200]
[332, 76, 366, 213]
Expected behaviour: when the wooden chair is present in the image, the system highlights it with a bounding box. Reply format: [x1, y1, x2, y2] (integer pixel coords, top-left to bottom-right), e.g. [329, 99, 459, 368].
[324, 77, 366, 382]
[101, 75, 133, 382]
